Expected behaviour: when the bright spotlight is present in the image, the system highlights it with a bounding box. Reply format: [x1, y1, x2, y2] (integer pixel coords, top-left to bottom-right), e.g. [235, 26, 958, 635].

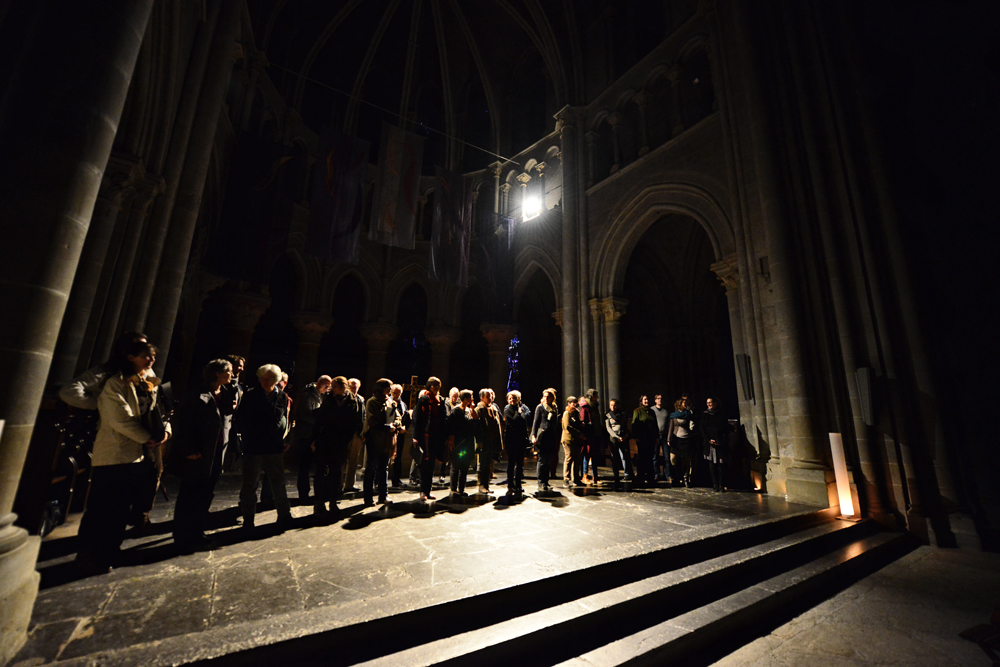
[522, 195, 541, 221]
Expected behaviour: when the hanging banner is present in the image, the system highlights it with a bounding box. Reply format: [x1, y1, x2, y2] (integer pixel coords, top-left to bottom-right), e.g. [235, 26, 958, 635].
[429, 167, 473, 287]
[306, 128, 370, 264]
[369, 122, 425, 249]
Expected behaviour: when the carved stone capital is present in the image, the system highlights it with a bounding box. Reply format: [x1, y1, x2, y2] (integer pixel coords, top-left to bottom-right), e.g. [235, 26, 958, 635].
[551, 309, 563, 329]
[667, 63, 684, 84]
[480, 323, 517, 352]
[499, 183, 512, 194]
[709, 253, 740, 295]
[533, 161, 547, 175]
[99, 153, 145, 208]
[425, 326, 462, 349]
[585, 131, 599, 145]
[633, 90, 652, 107]
[596, 297, 628, 322]
[291, 311, 334, 343]
[554, 105, 585, 134]
[607, 112, 624, 128]
[219, 289, 271, 332]
[489, 161, 503, 179]
[130, 174, 166, 216]
[359, 323, 399, 350]
[516, 172, 531, 186]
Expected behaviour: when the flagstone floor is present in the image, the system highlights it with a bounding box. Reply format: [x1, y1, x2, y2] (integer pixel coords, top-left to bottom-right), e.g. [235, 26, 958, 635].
[15, 471, 819, 666]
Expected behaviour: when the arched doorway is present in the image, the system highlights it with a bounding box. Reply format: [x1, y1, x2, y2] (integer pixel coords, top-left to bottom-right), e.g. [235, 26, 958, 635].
[515, 269, 562, 406]
[318, 273, 367, 382]
[386, 283, 431, 384]
[248, 255, 299, 372]
[450, 284, 489, 392]
[619, 214, 738, 416]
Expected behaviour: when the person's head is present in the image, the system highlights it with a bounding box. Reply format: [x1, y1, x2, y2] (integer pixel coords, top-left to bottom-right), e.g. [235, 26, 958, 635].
[426, 377, 441, 396]
[202, 359, 233, 388]
[449, 387, 460, 403]
[654, 394, 662, 407]
[122, 341, 157, 376]
[460, 389, 474, 407]
[390, 383, 403, 399]
[277, 372, 289, 391]
[586, 388, 598, 402]
[674, 399, 684, 411]
[609, 398, 618, 411]
[257, 364, 282, 392]
[543, 388, 557, 405]
[316, 375, 333, 394]
[681, 396, 690, 410]
[373, 378, 392, 398]
[706, 397, 716, 411]
[507, 389, 521, 406]
[331, 375, 348, 396]
[566, 396, 578, 410]
[347, 378, 361, 395]
[225, 355, 245, 378]
[640, 395, 649, 407]
[479, 388, 492, 405]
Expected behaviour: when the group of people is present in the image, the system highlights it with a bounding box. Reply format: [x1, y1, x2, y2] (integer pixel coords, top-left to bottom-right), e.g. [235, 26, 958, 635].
[64, 330, 731, 574]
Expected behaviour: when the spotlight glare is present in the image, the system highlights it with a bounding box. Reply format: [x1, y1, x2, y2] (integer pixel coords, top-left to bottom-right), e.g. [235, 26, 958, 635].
[522, 196, 541, 221]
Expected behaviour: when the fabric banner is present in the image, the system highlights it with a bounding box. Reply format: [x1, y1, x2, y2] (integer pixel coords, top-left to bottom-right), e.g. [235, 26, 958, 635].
[306, 127, 370, 263]
[369, 122, 425, 249]
[429, 167, 473, 287]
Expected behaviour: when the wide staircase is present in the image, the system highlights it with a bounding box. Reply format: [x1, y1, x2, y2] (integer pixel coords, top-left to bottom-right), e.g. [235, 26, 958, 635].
[195, 508, 915, 666]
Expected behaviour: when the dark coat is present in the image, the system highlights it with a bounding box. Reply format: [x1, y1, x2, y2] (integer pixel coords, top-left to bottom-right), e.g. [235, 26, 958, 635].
[312, 393, 364, 463]
[531, 402, 561, 452]
[699, 409, 731, 457]
[631, 405, 657, 442]
[172, 385, 223, 478]
[503, 403, 532, 451]
[236, 387, 288, 456]
[446, 405, 478, 459]
[414, 393, 448, 462]
[474, 402, 504, 453]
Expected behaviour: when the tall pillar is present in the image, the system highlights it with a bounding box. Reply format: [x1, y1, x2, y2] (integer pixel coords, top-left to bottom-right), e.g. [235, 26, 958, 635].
[360, 323, 399, 391]
[218, 290, 271, 360]
[480, 324, 517, 395]
[147, 0, 243, 374]
[516, 172, 531, 216]
[489, 161, 502, 214]
[598, 299, 627, 404]
[0, 2, 154, 660]
[122, 0, 223, 332]
[589, 299, 607, 404]
[49, 154, 143, 384]
[291, 312, 334, 394]
[634, 90, 651, 156]
[585, 131, 598, 188]
[554, 107, 582, 397]
[425, 326, 461, 386]
[499, 183, 511, 217]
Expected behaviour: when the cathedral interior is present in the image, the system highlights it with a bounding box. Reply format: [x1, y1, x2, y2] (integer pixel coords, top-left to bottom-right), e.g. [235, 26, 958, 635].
[0, 0, 997, 664]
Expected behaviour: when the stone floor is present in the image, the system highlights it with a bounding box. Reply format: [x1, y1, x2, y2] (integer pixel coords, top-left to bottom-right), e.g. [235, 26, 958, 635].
[709, 545, 1000, 667]
[13, 470, 816, 666]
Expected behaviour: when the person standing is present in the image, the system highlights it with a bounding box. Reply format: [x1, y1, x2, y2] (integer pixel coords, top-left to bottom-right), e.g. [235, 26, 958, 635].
[75, 341, 170, 574]
[561, 396, 584, 488]
[389, 383, 410, 488]
[700, 397, 732, 492]
[605, 398, 634, 486]
[474, 388, 504, 494]
[669, 397, 696, 488]
[362, 379, 398, 506]
[530, 388, 560, 493]
[631, 395, 658, 486]
[220, 355, 245, 472]
[172, 359, 232, 552]
[651, 394, 670, 482]
[502, 390, 531, 494]
[236, 365, 292, 530]
[294, 375, 331, 502]
[311, 376, 362, 516]
[343, 378, 365, 493]
[578, 391, 595, 485]
[445, 387, 461, 415]
[446, 389, 478, 497]
[413, 378, 447, 501]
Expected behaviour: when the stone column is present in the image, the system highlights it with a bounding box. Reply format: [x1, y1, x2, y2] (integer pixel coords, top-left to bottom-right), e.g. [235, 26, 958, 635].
[147, 0, 243, 374]
[360, 323, 399, 391]
[0, 2, 154, 660]
[499, 183, 511, 217]
[598, 299, 627, 404]
[49, 154, 142, 384]
[122, 0, 223, 332]
[481, 324, 517, 395]
[668, 65, 685, 137]
[585, 131, 598, 188]
[534, 162, 547, 210]
[425, 326, 461, 386]
[89, 174, 165, 366]
[589, 299, 607, 405]
[634, 90, 651, 156]
[489, 161, 502, 214]
[554, 107, 582, 397]
[291, 312, 334, 394]
[608, 112, 623, 173]
[218, 290, 271, 359]
[516, 172, 531, 217]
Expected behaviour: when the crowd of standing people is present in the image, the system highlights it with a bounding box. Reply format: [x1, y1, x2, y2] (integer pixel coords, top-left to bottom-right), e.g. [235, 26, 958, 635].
[63, 331, 732, 574]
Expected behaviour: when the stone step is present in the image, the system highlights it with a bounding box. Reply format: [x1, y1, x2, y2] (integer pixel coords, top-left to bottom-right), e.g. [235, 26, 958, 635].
[351, 517, 883, 667]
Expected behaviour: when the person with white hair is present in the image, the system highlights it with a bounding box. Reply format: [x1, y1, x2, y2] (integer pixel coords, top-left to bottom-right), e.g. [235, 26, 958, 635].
[236, 364, 293, 530]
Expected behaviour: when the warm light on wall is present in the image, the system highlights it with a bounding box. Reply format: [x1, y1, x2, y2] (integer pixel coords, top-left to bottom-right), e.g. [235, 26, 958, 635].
[828, 433, 856, 517]
[522, 195, 541, 221]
